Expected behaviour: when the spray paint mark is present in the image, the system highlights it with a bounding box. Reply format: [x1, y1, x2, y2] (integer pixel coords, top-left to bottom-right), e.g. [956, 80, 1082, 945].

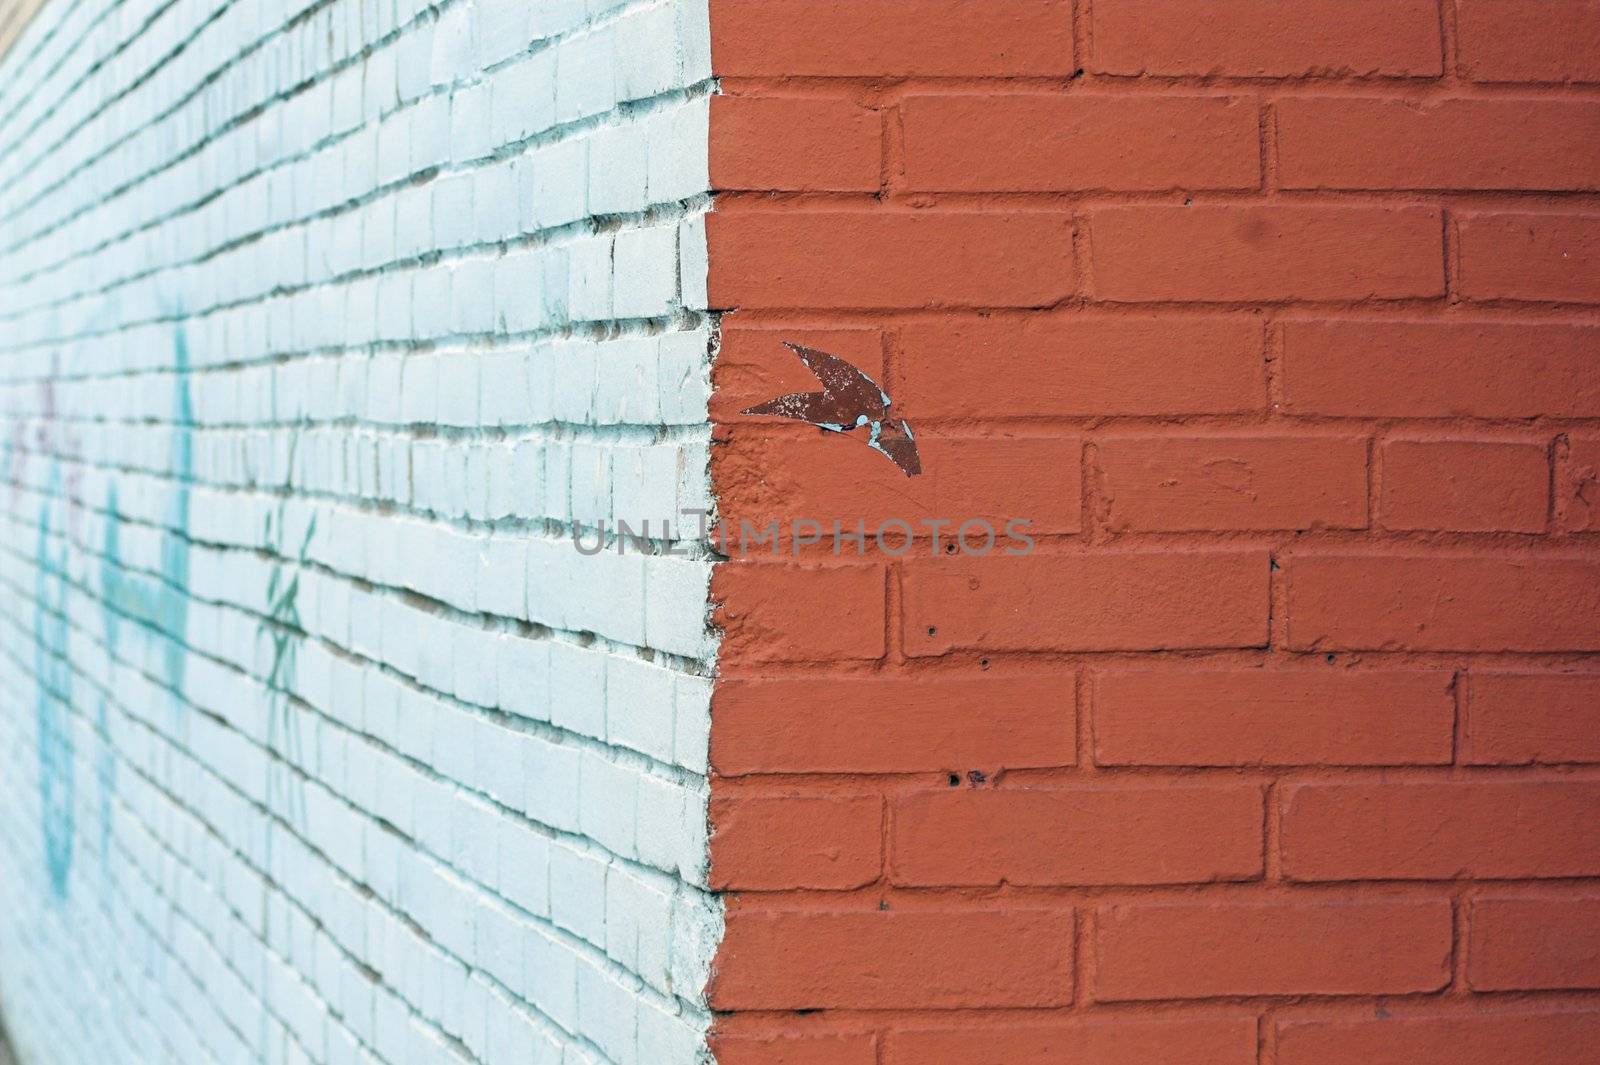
[99, 327, 194, 714]
[35, 466, 76, 899]
[742, 342, 923, 477]
[260, 424, 315, 847]
[95, 326, 194, 885]
[27, 355, 85, 898]
[28, 324, 196, 898]
[95, 697, 113, 870]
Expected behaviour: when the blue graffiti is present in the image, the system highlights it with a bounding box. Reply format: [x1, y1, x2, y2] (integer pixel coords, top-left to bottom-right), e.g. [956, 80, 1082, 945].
[35, 468, 76, 899]
[262, 427, 314, 834]
[33, 324, 195, 897]
[95, 697, 113, 868]
[99, 327, 193, 704]
[96, 327, 193, 879]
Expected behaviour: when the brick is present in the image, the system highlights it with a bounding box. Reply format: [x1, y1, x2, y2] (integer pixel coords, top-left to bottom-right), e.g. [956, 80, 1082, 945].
[555, 29, 616, 124]
[712, 905, 1073, 1010]
[711, 1030, 878, 1065]
[896, 316, 1265, 419]
[1282, 320, 1600, 418]
[1563, 434, 1600, 531]
[1095, 670, 1454, 766]
[1277, 1009, 1600, 1065]
[613, 224, 679, 318]
[711, 0, 1075, 77]
[707, 210, 1075, 309]
[1282, 781, 1600, 880]
[711, 793, 882, 890]
[903, 551, 1270, 655]
[1090, 206, 1445, 302]
[1090, 0, 1443, 77]
[1279, 98, 1600, 190]
[1466, 673, 1600, 765]
[1458, 0, 1600, 83]
[1380, 438, 1549, 533]
[712, 674, 1076, 776]
[710, 95, 881, 192]
[1469, 895, 1600, 990]
[1459, 213, 1600, 302]
[713, 562, 885, 664]
[891, 784, 1263, 886]
[717, 435, 1082, 536]
[1094, 899, 1452, 1000]
[884, 1014, 1259, 1065]
[649, 97, 712, 204]
[1285, 554, 1600, 652]
[1097, 433, 1368, 531]
[902, 94, 1259, 192]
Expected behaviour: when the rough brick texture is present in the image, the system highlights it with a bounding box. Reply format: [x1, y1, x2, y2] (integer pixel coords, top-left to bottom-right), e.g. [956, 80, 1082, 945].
[704, 0, 1600, 1058]
[8, 0, 1600, 1060]
[0, 0, 720, 1063]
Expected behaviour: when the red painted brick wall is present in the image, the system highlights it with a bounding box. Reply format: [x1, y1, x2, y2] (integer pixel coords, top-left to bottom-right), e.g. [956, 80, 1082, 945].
[703, 1, 1600, 1060]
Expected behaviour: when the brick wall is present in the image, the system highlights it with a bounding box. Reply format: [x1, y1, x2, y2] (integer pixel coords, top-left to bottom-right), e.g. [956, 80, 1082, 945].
[0, 0, 719, 1063]
[704, 1, 1600, 1062]
[6, 1, 1599, 1061]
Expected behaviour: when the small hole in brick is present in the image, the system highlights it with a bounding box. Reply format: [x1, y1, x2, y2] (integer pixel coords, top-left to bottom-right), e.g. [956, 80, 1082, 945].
[1326, 653, 1336, 663]
[944, 541, 957, 554]
[927, 626, 937, 637]
[967, 769, 988, 786]
[979, 658, 990, 670]
[947, 773, 961, 787]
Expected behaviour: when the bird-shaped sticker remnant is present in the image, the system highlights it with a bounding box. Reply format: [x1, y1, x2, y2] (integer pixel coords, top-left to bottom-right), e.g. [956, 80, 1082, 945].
[741, 342, 923, 477]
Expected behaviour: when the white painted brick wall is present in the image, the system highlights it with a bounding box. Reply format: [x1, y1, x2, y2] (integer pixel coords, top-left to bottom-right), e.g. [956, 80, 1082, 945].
[0, 0, 719, 1061]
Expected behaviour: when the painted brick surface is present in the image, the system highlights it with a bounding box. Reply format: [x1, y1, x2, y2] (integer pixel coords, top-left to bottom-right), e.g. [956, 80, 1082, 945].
[702, 0, 1600, 1059]
[8, 0, 1600, 1059]
[0, 0, 718, 1063]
